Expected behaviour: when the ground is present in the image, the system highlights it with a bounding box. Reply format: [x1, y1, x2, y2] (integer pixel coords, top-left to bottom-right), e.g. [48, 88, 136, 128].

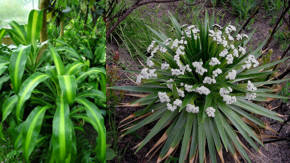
[107, 2, 290, 162]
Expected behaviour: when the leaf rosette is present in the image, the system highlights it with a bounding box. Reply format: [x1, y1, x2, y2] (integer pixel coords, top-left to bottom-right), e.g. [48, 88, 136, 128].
[114, 15, 289, 163]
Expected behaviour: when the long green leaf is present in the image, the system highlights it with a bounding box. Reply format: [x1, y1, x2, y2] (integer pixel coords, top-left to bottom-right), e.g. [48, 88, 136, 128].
[27, 10, 43, 44]
[1, 95, 18, 122]
[75, 97, 106, 162]
[9, 21, 27, 44]
[52, 96, 74, 162]
[49, 46, 65, 75]
[0, 29, 6, 43]
[22, 105, 49, 161]
[77, 67, 106, 82]
[58, 75, 77, 104]
[16, 72, 49, 121]
[9, 46, 31, 93]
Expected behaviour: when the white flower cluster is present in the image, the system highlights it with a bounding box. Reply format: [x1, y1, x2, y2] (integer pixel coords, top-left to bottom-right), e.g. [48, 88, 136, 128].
[206, 107, 216, 117]
[186, 104, 199, 113]
[158, 92, 170, 103]
[225, 69, 237, 80]
[192, 61, 207, 75]
[167, 99, 182, 112]
[213, 68, 222, 77]
[246, 80, 257, 100]
[219, 87, 236, 104]
[209, 57, 221, 66]
[136, 68, 157, 84]
[138, 23, 261, 116]
[242, 55, 259, 69]
[195, 86, 211, 95]
[203, 76, 216, 84]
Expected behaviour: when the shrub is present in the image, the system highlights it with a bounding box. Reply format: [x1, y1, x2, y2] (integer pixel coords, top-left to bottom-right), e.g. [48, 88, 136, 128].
[0, 10, 106, 162]
[113, 14, 289, 162]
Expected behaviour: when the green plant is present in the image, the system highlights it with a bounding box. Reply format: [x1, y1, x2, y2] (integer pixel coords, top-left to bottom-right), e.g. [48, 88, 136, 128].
[112, 14, 289, 162]
[231, 0, 256, 19]
[0, 10, 107, 162]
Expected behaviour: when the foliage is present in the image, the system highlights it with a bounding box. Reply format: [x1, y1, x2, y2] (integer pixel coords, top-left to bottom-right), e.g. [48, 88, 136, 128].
[231, 0, 256, 19]
[0, 9, 107, 163]
[112, 14, 288, 162]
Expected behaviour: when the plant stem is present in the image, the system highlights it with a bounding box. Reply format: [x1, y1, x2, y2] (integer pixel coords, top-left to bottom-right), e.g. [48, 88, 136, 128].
[262, 2, 290, 51]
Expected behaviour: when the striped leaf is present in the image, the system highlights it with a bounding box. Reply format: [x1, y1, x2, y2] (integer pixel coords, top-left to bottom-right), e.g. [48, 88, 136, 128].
[1, 95, 18, 122]
[8, 21, 27, 45]
[16, 72, 49, 121]
[76, 97, 106, 162]
[0, 29, 6, 43]
[27, 10, 43, 44]
[49, 46, 65, 75]
[52, 96, 74, 162]
[77, 67, 106, 82]
[58, 75, 77, 104]
[65, 62, 84, 75]
[22, 105, 49, 161]
[9, 46, 31, 93]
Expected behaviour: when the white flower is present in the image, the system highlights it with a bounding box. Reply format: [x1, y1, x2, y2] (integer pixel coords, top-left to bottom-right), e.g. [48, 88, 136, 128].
[167, 103, 177, 111]
[192, 61, 208, 75]
[167, 79, 174, 89]
[171, 39, 179, 49]
[242, 55, 259, 69]
[147, 41, 156, 52]
[236, 34, 242, 40]
[203, 76, 216, 84]
[160, 47, 167, 53]
[186, 104, 199, 113]
[158, 92, 170, 103]
[230, 44, 235, 49]
[209, 57, 221, 66]
[146, 58, 154, 67]
[233, 49, 239, 57]
[213, 68, 222, 77]
[212, 24, 222, 29]
[222, 95, 237, 104]
[195, 86, 211, 95]
[184, 84, 194, 92]
[247, 80, 257, 91]
[241, 34, 248, 39]
[219, 49, 228, 57]
[206, 107, 216, 117]
[176, 47, 185, 55]
[171, 68, 184, 76]
[219, 87, 232, 96]
[246, 93, 256, 100]
[228, 34, 234, 41]
[226, 54, 234, 64]
[226, 69, 237, 80]
[161, 62, 170, 70]
[177, 88, 185, 97]
[238, 46, 246, 55]
[173, 99, 182, 107]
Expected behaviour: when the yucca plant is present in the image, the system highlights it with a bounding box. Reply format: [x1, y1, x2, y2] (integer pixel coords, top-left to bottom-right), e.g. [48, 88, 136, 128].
[112, 14, 289, 162]
[0, 9, 107, 162]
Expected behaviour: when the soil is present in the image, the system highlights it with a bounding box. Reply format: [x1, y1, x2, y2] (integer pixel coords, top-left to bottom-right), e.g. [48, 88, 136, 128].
[107, 1, 290, 163]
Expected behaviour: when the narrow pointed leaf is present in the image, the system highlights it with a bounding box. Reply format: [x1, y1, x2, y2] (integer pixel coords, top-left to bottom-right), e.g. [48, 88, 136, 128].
[52, 96, 73, 162]
[27, 10, 43, 44]
[9, 46, 31, 93]
[16, 72, 49, 121]
[49, 46, 65, 75]
[58, 75, 77, 104]
[22, 105, 49, 161]
[75, 97, 106, 162]
[2, 95, 18, 122]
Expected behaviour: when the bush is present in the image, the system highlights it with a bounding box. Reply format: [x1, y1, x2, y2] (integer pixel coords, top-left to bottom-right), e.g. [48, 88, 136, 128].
[113, 14, 288, 162]
[0, 10, 106, 162]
